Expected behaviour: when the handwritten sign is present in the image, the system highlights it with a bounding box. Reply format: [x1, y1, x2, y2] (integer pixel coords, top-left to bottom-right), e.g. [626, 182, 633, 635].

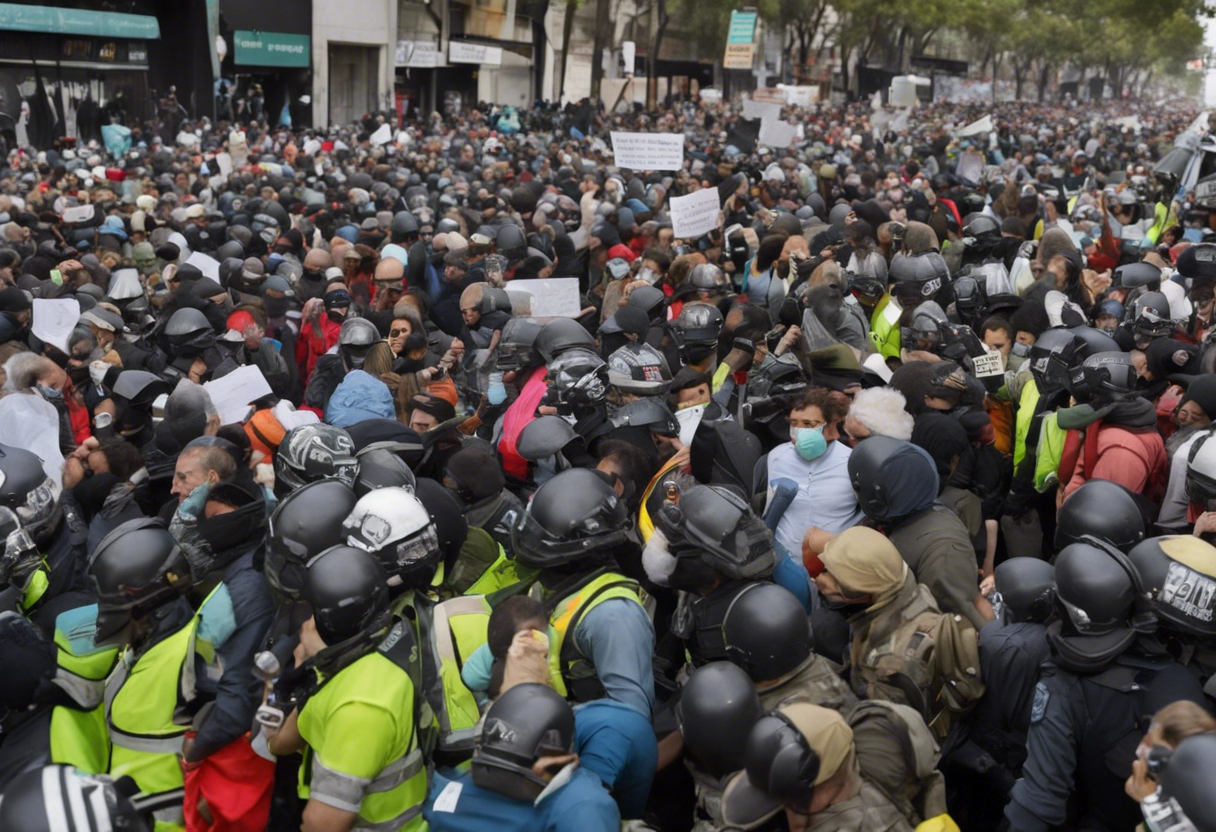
[669, 188, 721, 239]
[972, 349, 1004, 378]
[610, 131, 684, 171]
[505, 278, 581, 318]
[203, 365, 273, 426]
[759, 119, 798, 148]
[32, 298, 80, 353]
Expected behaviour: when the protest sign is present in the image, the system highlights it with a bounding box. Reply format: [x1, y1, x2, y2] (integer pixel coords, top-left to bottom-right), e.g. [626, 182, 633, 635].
[185, 251, 221, 281]
[675, 403, 707, 446]
[370, 123, 392, 145]
[610, 131, 684, 171]
[758, 119, 798, 148]
[32, 298, 79, 353]
[669, 188, 721, 238]
[203, 365, 273, 425]
[742, 98, 782, 122]
[214, 151, 233, 178]
[505, 278, 581, 317]
[972, 350, 1004, 378]
[958, 115, 994, 137]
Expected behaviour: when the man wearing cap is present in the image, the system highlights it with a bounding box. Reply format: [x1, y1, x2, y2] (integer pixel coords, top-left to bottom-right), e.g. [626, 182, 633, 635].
[720, 702, 912, 831]
[80, 305, 150, 370]
[0, 284, 32, 343]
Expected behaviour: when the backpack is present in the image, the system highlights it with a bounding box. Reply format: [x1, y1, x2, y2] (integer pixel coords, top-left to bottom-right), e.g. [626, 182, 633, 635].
[854, 585, 985, 739]
[848, 698, 948, 826]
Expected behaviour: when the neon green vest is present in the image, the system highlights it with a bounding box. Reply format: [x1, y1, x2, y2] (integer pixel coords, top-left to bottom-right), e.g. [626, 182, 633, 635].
[426, 595, 491, 759]
[1034, 412, 1067, 492]
[536, 570, 645, 700]
[297, 647, 428, 832]
[1013, 376, 1040, 473]
[45, 601, 118, 776]
[870, 295, 903, 360]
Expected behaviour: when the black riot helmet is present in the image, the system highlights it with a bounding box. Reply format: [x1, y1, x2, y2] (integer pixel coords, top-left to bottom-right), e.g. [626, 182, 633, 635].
[0, 444, 62, 545]
[216, 239, 245, 262]
[993, 557, 1055, 624]
[510, 467, 632, 570]
[676, 661, 763, 779]
[1027, 327, 1078, 397]
[472, 683, 576, 802]
[1055, 479, 1146, 552]
[1069, 351, 1137, 405]
[1186, 432, 1216, 506]
[87, 518, 192, 646]
[740, 703, 831, 808]
[390, 210, 420, 242]
[1151, 734, 1216, 832]
[846, 435, 937, 524]
[889, 250, 949, 302]
[610, 396, 679, 437]
[337, 317, 380, 372]
[689, 263, 730, 297]
[722, 582, 813, 681]
[952, 273, 987, 325]
[670, 302, 724, 364]
[543, 348, 608, 412]
[165, 307, 216, 357]
[962, 214, 1000, 243]
[626, 284, 667, 323]
[497, 224, 527, 261]
[1049, 541, 1142, 671]
[1113, 260, 1161, 290]
[654, 484, 776, 584]
[496, 316, 544, 373]
[1067, 324, 1120, 359]
[1132, 291, 1175, 348]
[265, 479, 359, 604]
[0, 765, 149, 832]
[273, 424, 359, 499]
[534, 318, 596, 364]
[353, 444, 417, 496]
[1128, 535, 1216, 639]
[905, 300, 949, 350]
[607, 342, 672, 396]
[0, 507, 40, 593]
[302, 545, 391, 645]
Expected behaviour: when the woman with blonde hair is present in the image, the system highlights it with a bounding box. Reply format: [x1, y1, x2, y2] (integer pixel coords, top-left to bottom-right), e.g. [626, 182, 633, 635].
[1126, 700, 1216, 803]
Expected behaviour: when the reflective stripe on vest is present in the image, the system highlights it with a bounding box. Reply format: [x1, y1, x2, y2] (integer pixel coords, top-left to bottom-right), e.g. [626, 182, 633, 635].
[429, 595, 491, 755]
[539, 571, 644, 700]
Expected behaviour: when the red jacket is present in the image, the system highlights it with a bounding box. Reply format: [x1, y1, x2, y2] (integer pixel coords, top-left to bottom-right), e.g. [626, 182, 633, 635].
[296, 315, 341, 379]
[1063, 423, 1167, 503]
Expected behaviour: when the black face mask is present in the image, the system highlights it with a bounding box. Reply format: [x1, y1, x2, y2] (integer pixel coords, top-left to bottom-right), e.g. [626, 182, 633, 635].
[682, 343, 716, 365]
[263, 296, 290, 318]
[327, 309, 346, 324]
[196, 500, 264, 559]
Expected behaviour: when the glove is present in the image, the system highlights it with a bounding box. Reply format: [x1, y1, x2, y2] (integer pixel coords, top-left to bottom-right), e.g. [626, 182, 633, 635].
[487, 372, 507, 406]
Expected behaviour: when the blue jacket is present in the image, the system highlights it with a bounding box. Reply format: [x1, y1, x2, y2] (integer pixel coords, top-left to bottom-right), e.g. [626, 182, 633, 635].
[325, 369, 396, 428]
[424, 766, 619, 832]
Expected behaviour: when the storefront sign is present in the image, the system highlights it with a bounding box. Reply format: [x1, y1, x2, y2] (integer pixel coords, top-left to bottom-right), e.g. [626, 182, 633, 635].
[233, 29, 310, 68]
[449, 41, 503, 66]
[724, 9, 757, 69]
[128, 44, 147, 63]
[396, 40, 440, 68]
[0, 4, 159, 39]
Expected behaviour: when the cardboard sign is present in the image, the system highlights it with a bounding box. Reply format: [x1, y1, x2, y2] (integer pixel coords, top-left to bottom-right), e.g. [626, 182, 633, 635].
[669, 188, 721, 239]
[972, 349, 1005, 378]
[505, 278, 581, 318]
[203, 365, 273, 426]
[31, 298, 79, 353]
[609, 131, 684, 171]
[758, 119, 798, 148]
[61, 204, 94, 224]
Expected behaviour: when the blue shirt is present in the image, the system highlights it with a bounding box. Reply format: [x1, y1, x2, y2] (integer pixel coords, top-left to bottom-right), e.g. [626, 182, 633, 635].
[424, 766, 620, 832]
[574, 699, 658, 819]
[574, 598, 655, 718]
[767, 440, 863, 556]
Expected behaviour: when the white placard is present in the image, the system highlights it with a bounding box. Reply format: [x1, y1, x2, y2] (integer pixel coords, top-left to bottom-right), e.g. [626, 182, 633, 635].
[214, 151, 233, 178]
[782, 85, 818, 107]
[609, 131, 684, 171]
[742, 98, 782, 122]
[958, 114, 994, 137]
[203, 365, 273, 426]
[32, 298, 79, 353]
[675, 402, 706, 446]
[971, 349, 1004, 378]
[449, 41, 503, 65]
[504, 278, 581, 318]
[622, 41, 636, 76]
[758, 119, 797, 148]
[370, 123, 392, 146]
[61, 204, 94, 224]
[185, 251, 220, 281]
[167, 231, 190, 259]
[669, 188, 721, 239]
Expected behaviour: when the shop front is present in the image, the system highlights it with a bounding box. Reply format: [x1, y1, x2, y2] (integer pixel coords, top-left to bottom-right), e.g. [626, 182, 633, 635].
[218, 0, 312, 128]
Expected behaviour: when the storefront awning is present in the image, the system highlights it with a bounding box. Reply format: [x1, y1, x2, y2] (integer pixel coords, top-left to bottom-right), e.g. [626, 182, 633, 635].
[0, 4, 160, 39]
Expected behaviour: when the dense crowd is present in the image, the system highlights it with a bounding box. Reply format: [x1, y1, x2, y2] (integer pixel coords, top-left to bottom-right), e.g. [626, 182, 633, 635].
[1, 92, 1216, 832]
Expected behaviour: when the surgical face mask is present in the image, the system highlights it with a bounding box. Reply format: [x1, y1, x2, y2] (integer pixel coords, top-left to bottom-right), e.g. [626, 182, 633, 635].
[38, 384, 62, 400]
[791, 426, 827, 461]
[638, 267, 657, 285]
[1011, 342, 1031, 358]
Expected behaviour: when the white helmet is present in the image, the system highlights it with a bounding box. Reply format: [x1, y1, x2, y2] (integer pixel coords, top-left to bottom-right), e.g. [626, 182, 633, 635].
[343, 487, 440, 585]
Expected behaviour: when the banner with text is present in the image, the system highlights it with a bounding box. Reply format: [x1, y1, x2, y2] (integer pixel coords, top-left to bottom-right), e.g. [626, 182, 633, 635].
[610, 131, 684, 171]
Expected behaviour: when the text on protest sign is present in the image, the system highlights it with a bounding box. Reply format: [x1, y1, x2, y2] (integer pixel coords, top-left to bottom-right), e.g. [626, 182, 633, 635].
[670, 188, 722, 239]
[610, 132, 684, 171]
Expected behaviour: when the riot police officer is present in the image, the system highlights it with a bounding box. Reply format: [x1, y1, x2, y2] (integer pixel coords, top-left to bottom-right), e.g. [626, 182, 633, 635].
[1004, 540, 1208, 832]
[0, 764, 150, 832]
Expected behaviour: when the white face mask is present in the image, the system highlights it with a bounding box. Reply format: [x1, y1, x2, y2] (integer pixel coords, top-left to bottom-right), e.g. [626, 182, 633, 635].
[638, 268, 657, 284]
[641, 529, 677, 587]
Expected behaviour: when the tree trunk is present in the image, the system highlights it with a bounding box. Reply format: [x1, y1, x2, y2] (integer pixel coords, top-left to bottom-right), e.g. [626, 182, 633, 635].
[1036, 62, 1051, 102]
[647, 0, 668, 109]
[992, 52, 1003, 101]
[559, 0, 578, 101]
[590, 0, 612, 100]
